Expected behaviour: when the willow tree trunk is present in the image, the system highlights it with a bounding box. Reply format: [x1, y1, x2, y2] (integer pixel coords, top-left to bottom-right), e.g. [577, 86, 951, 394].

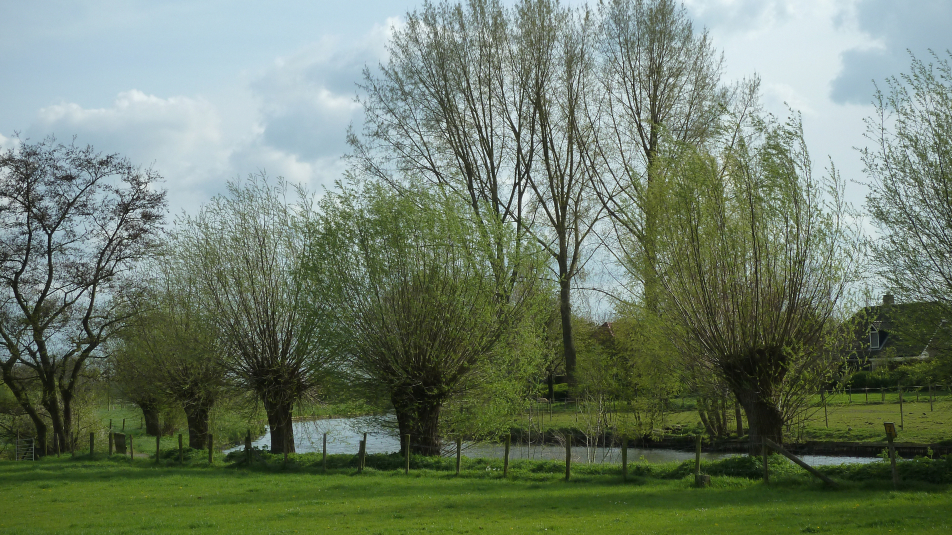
[264, 400, 295, 455]
[393, 393, 442, 456]
[736, 393, 784, 454]
[735, 403, 745, 437]
[184, 403, 211, 450]
[724, 348, 788, 453]
[139, 403, 162, 436]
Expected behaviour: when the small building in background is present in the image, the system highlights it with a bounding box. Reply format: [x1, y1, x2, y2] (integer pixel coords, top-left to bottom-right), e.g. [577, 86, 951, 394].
[849, 294, 949, 371]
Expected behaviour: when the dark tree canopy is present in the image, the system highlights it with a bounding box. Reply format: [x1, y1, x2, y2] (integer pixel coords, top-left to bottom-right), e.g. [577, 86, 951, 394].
[0, 136, 166, 455]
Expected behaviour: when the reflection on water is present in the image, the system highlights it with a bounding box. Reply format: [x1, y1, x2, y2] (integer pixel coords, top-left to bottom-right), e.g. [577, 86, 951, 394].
[233, 415, 880, 466]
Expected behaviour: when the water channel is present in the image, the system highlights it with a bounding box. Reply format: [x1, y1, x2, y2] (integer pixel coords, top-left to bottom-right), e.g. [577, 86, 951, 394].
[232, 416, 881, 467]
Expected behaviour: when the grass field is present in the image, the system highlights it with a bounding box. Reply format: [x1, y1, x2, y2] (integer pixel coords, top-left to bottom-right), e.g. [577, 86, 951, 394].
[1, 455, 950, 534]
[522, 394, 952, 445]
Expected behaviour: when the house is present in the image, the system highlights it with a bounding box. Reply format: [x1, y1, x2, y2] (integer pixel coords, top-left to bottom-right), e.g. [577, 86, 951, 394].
[850, 294, 949, 371]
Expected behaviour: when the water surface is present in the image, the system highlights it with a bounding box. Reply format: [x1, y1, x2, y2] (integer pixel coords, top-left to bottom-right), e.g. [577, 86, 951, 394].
[233, 416, 880, 466]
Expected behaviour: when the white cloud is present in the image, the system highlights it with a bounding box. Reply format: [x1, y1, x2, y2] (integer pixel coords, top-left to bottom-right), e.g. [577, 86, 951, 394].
[30, 90, 235, 215]
[248, 18, 398, 162]
[762, 82, 816, 117]
[685, 0, 876, 210]
[0, 132, 19, 151]
[17, 16, 400, 216]
[831, 0, 952, 104]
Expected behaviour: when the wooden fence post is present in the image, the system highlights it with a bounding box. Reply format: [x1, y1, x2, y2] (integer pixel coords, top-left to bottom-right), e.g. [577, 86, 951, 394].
[89, 432, 95, 457]
[178, 434, 183, 464]
[621, 436, 628, 481]
[821, 390, 828, 428]
[208, 434, 214, 464]
[565, 440, 571, 481]
[695, 434, 701, 477]
[887, 433, 899, 489]
[130, 435, 134, 460]
[122, 418, 126, 431]
[108, 432, 114, 456]
[456, 437, 462, 476]
[358, 440, 365, 474]
[899, 384, 904, 429]
[504, 434, 510, 477]
[322, 433, 327, 471]
[694, 434, 710, 487]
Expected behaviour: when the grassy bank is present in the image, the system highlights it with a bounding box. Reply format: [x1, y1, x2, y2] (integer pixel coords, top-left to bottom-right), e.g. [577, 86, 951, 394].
[1, 455, 950, 534]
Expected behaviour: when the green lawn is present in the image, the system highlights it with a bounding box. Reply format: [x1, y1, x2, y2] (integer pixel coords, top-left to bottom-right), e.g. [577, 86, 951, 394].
[1, 456, 950, 534]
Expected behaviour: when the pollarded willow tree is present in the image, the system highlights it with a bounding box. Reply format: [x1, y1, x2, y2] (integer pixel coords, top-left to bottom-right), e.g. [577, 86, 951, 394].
[171, 174, 338, 454]
[308, 181, 545, 455]
[647, 113, 862, 449]
[111, 257, 225, 449]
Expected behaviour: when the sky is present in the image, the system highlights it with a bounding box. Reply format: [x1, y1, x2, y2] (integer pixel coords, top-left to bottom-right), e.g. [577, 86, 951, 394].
[1, 0, 950, 220]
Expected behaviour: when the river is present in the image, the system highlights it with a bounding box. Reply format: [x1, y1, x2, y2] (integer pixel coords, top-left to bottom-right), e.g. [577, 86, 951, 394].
[232, 416, 881, 466]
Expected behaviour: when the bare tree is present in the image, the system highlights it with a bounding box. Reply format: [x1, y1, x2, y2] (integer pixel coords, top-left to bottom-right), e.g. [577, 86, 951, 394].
[648, 113, 861, 449]
[0, 136, 166, 455]
[517, 0, 605, 383]
[310, 182, 544, 455]
[592, 0, 727, 305]
[171, 174, 335, 454]
[351, 0, 533, 294]
[354, 0, 610, 383]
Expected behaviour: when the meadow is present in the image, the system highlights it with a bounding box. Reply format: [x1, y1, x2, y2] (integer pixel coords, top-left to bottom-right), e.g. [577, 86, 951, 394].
[1, 454, 950, 534]
[521, 393, 952, 445]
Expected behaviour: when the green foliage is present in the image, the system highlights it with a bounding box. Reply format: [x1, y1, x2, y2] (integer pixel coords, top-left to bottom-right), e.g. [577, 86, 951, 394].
[865, 51, 952, 316]
[850, 360, 949, 389]
[642, 107, 863, 441]
[308, 179, 550, 450]
[824, 455, 952, 484]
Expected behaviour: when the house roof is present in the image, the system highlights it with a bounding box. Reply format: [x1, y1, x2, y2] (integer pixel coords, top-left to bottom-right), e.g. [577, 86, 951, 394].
[852, 299, 950, 359]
